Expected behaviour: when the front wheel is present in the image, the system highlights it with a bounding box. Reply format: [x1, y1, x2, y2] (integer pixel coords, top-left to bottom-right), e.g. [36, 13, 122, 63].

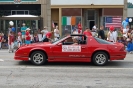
[92, 52, 108, 66]
[30, 51, 46, 65]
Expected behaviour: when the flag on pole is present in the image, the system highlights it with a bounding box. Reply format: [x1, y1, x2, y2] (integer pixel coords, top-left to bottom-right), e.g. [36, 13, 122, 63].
[105, 16, 122, 28]
[62, 16, 76, 25]
[52, 21, 55, 28]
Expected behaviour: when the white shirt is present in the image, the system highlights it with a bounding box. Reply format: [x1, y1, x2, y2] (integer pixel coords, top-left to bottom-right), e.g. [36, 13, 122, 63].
[123, 29, 128, 38]
[73, 31, 79, 39]
[93, 26, 96, 29]
[54, 29, 60, 37]
[38, 34, 42, 41]
[18, 36, 22, 41]
[107, 31, 114, 42]
[113, 31, 118, 42]
[41, 29, 48, 37]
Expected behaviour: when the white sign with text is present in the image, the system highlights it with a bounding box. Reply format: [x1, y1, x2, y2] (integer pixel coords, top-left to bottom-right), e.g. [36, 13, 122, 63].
[62, 45, 81, 52]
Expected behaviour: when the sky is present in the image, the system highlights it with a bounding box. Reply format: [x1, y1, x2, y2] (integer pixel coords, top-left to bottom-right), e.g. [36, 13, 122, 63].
[128, 0, 133, 3]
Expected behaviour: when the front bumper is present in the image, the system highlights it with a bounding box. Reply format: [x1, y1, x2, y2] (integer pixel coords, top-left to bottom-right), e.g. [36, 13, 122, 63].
[14, 56, 29, 61]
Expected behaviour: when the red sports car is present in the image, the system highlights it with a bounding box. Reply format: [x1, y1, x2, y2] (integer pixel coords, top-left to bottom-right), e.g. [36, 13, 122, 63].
[14, 34, 126, 66]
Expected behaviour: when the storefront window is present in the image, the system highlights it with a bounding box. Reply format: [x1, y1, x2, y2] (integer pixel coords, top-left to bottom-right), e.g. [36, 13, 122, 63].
[61, 8, 82, 36]
[62, 16, 81, 36]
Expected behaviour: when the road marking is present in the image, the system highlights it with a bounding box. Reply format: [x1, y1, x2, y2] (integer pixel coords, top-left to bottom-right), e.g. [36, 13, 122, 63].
[0, 66, 133, 70]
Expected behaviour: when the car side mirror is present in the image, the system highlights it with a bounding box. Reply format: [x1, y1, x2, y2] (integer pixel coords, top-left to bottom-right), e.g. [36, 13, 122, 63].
[57, 43, 62, 46]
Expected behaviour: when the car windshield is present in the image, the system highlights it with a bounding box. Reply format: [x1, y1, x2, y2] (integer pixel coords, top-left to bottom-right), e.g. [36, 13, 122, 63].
[52, 36, 67, 44]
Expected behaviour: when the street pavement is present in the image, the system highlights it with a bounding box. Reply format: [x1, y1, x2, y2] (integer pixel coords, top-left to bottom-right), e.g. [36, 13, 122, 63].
[0, 49, 133, 88]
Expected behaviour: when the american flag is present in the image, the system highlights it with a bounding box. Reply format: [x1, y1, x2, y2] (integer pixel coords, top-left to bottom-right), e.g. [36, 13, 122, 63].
[105, 17, 122, 28]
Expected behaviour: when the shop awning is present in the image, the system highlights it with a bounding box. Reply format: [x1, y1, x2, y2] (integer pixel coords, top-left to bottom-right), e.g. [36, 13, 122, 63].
[0, 15, 41, 20]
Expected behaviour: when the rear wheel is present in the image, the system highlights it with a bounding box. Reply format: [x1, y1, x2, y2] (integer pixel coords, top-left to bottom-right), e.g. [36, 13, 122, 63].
[30, 51, 46, 65]
[92, 52, 108, 66]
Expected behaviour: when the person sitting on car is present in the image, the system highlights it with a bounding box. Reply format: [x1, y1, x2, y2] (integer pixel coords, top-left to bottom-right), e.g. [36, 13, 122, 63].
[72, 37, 79, 45]
[42, 31, 53, 42]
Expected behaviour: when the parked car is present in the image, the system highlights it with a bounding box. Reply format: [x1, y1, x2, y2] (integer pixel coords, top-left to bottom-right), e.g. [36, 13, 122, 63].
[14, 34, 126, 66]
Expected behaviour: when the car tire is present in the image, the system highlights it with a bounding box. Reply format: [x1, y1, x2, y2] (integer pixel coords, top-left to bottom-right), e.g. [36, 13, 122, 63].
[30, 51, 46, 65]
[92, 52, 108, 66]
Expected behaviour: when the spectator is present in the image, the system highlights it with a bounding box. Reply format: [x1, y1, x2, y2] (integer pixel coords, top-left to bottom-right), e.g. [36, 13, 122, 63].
[17, 32, 22, 47]
[0, 33, 3, 49]
[92, 24, 97, 32]
[25, 28, 31, 45]
[37, 29, 43, 42]
[42, 32, 53, 42]
[117, 37, 123, 43]
[107, 26, 114, 42]
[98, 26, 105, 40]
[8, 31, 15, 53]
[34, 33, 39, 43]
[126, 38, 133, 53]
[21, 23, 27, 44]
[83, 27, 92, 36]
[113, 29, 118, 43]
[78, 21, 82, 34]
[123, 36, 127, 46]
[54, 26, 60, 41]
[123, 25, 129, 38]
[131, 29, 133, 43]
[41, 26, 48, 38]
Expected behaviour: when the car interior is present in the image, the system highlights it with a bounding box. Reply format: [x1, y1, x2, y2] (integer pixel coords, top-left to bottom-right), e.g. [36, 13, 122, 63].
[62, 35, 87, 45]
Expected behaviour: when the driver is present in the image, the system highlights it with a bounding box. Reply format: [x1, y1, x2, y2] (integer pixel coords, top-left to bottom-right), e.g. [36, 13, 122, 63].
[72, 37, 79, 45]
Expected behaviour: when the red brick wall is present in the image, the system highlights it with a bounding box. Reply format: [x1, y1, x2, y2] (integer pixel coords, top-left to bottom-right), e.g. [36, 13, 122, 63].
[103, 8, 123, 16]
[62, 8, 81, 16]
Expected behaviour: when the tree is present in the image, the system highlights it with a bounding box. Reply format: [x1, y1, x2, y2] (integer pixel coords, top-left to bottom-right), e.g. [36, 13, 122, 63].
[128, 2, 133, 8]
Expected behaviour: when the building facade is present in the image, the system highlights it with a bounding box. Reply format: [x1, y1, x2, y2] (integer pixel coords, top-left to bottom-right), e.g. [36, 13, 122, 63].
[0, 0, 127, 36]
[0, 0, 51, 34]
[127, 1, 133, 28]
[51, 0, 126, 36]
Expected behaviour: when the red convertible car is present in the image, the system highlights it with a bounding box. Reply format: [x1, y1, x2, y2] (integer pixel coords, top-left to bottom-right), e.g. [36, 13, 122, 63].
[14, 34, 126, 66]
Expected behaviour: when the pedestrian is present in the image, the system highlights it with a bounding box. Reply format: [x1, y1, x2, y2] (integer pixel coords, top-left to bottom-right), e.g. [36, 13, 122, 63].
[131, 29, 133, 43]
[54, 26, 60, 41]
[8, 26, 12, 34]
[25, 28, 31, 45]
[98, 26, 105, 40]
[78, 21, 82, 34]
[41, 26, 48, 38]
[72, 27, 79, 39]
[17, 32, 22, 47]
[33, 33, 39, 43]
[92, 24, 97, 31]
[21, 23, 27, 44]
[113, 29, 118, 43]
[126, 38, 133, 54]
[42, 32, 53, 42]
[8, 31, 15, 53]
[83, 27, 92, 36]
[107, 26, 115, 42]
[0, 33, 3, 49]
[123, 25, 129, 38]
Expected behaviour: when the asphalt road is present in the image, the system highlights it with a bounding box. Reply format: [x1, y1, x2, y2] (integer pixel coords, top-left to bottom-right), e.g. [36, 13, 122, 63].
[0, 49, 133, 88]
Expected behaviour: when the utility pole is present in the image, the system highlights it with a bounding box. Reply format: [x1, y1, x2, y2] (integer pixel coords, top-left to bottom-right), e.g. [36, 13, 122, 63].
[123, 0, 127, 20]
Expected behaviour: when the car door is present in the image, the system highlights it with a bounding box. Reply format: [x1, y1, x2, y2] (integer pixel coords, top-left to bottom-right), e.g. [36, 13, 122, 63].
[52, 37, 89, 61]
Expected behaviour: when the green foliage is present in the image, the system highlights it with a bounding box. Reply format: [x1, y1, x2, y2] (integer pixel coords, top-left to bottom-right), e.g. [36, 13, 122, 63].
[128, 2, 133, 8]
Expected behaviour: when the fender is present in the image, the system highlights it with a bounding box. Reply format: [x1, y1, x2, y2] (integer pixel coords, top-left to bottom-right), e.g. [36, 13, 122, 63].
[30, 47, 47, 53]
[92, 48, 110, 55]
